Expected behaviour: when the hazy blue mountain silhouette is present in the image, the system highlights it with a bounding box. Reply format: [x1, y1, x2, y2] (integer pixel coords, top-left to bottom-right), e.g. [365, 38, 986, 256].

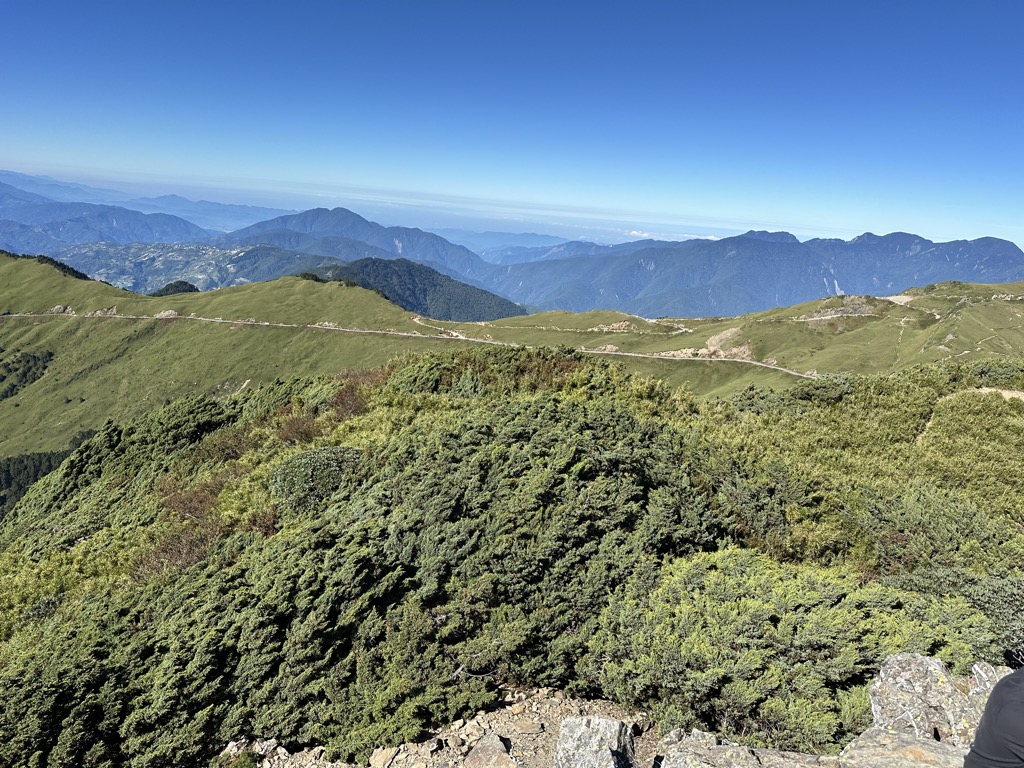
[221, 207, 493, 281]
[480, 231, 1024, 316]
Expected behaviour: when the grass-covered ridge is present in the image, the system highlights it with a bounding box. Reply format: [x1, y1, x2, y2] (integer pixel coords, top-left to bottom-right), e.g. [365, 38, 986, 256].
[6, 249, 1024, 465]
[0, 252, 447, 459]
[1, 347, 1022, 766]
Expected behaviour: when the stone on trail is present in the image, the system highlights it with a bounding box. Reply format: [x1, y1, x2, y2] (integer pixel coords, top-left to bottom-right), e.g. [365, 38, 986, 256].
[659, 728, 759, 768]
[465, 733, 518, 768]
[370, 746, 400, 768]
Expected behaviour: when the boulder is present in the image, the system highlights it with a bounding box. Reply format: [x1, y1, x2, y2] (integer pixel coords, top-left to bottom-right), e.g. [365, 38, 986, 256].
[465, 733, 517, 768]
[838, 727, 966, 768]
[554, 716, 635, 768]
[869, 653, 1009, 746]
[659, 729, 760, 768]
[369, 746, 400, 768]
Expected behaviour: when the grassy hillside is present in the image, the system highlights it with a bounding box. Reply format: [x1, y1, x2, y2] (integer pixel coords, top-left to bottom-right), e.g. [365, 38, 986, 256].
[1, 347, 1021, 767]
[0, 255, 443, 458]
[4, 251, 1024, 466]
[0, 255, 791, 462]
[433, 287, 1024, 376]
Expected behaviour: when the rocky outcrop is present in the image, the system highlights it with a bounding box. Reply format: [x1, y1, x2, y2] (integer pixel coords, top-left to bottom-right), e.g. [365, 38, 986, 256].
[660, 729, 764, 768]
[221, 738, 347, 767]
[837, 728, 965, 768]
[553, 717, 635, 768]
[465, 734, 518, 768]
[218, 653, 1010, 768]
[83, 305, 117, 316]
[656, 726, 968, 768]
[869, 653, 1009, 746]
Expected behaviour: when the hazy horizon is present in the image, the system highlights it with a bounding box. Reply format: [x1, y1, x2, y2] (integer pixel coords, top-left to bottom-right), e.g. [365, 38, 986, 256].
[5, 163, 1019, 249]
[0, 162, 745, 244]
[3, 1, 1022, 246]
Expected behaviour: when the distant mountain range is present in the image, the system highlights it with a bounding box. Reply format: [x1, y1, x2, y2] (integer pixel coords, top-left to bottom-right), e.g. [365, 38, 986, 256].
[431, 229, 568, 256]
[1, 202, 210, 246]
[119, 194, 296, 232]
[218, 207, 493, 281]
[0, 181, 211, 247]
[0, 170, 125, 203]
[2, 170, 1024, 318]
[478, 230, 1024, 316]
[0, 171, 295, 230]
[476, 238, 668, 266]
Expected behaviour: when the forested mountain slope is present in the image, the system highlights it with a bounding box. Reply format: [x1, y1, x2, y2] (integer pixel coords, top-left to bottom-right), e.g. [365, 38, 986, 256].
[304, 258, 526, 321]
[481, 232, 1024, 316]
[0, 347, 1021, 767]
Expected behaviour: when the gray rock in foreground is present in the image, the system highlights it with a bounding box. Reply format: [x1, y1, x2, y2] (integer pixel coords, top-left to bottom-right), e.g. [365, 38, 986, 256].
[554, 716, 635, 768]
[869, 653, 1009, 747]
[837, 727, 965, 768]
[661, 728, 836, 768]
[466, 733, 518, 768]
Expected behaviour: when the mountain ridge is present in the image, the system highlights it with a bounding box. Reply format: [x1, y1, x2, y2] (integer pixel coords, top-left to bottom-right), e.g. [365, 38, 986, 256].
[220, 207, 494, 281]
[120, 194, 297, 231]
[481, 231, 1024, 316]
[2, 168, 1022, 319]
[0, 199, 211, 247]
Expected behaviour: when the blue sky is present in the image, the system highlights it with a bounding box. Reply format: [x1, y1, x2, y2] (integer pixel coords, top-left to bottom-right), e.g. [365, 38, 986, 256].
[2, 0, 1022, 244]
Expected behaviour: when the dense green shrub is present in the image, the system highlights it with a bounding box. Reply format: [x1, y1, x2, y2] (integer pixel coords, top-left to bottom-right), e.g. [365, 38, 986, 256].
[148, 280, 199, 297]
[587, 549, 993, 751]
[0, 348, 53, 401]
[0, 348, 1021, 766]
[270, 446, 362, 516]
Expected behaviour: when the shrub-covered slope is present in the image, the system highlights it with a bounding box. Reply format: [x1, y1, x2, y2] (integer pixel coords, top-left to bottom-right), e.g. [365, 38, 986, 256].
[1, 348, 1022, 766]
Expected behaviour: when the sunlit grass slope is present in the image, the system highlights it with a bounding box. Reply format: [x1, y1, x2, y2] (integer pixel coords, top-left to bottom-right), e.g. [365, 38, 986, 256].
[0, 256, 459, 456]
[440, 286, 1024, 378]
[5, 251, 1024, 458]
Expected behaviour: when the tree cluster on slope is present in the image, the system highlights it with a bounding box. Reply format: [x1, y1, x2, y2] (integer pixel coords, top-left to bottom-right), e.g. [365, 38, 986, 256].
[6, 250, 92, 281]
[148, 280, 200, 297]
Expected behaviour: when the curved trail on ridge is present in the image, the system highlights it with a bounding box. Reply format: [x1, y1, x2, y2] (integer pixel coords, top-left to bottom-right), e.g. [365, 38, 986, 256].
[10, 311, 818, 380]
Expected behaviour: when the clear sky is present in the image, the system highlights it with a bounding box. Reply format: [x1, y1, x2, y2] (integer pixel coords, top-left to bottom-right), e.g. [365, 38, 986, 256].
[2, 0, 1022, 244]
